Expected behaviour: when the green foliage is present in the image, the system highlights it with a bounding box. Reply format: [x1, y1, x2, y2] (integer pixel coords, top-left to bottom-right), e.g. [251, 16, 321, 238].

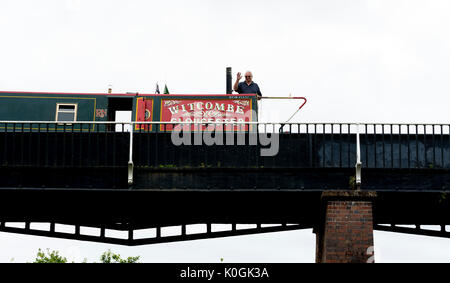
[33, 248, 68, 263]
[99, 249, 140, 263]
[199, 162, 212, 168]
[158, 164, 176, 168]
[439, 192, 447, 204]
[31, 249, 140, 263]
[349, 175, 356, 190]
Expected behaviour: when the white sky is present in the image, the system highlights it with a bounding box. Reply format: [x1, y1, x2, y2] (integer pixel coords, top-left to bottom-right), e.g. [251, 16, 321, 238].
[1, 0, 450, 262]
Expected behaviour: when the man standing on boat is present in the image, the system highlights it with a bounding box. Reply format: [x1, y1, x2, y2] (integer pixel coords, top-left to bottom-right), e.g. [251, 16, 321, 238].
[233, 71, 262, 100]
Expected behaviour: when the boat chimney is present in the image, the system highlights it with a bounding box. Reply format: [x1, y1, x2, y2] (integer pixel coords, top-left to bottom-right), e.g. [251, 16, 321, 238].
[226, 67, 232, 94]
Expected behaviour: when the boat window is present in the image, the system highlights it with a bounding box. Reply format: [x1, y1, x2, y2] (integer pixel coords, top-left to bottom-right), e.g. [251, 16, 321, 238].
[56, 103, 77, 122]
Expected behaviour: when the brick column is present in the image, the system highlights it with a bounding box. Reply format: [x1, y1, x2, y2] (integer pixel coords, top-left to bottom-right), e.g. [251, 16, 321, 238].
[315, 191, 377, 263]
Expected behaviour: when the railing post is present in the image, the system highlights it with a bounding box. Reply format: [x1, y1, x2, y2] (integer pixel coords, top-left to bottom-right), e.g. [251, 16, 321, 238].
[128, 122, 134, 186]
[355, 123, 362, 190]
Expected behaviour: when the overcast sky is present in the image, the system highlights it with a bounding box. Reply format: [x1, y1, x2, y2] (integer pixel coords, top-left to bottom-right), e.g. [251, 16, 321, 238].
[1, 0, 450, 262]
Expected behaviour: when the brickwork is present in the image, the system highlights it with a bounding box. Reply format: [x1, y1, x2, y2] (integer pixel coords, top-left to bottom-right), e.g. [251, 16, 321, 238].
[316, 196, 375, 263]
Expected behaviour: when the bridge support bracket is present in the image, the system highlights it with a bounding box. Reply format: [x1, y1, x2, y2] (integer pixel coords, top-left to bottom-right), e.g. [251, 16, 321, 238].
[128, 161, 134, 185]
[355, 161, 362, 190]
[128, 123, 134, 186]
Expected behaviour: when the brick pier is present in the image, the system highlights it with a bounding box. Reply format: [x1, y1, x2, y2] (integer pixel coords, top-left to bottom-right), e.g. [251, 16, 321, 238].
[315, 191, 377, 263]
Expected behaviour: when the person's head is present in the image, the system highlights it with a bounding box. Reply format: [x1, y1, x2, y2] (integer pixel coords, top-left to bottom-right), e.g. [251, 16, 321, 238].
[244, 71, 253, 84]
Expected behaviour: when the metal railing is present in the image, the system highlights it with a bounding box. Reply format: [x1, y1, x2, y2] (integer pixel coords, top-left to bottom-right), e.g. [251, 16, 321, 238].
[1, 121, 449, 186]
[0, 121, 131, 168]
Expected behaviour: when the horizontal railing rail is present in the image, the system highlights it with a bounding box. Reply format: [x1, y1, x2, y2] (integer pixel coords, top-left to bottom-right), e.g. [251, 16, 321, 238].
[1, 121, 450, 125]
[1, 121, 449, 133]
